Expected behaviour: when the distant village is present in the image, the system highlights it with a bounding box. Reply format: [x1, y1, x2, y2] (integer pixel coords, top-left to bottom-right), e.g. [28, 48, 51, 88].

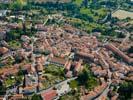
[0, 0, 133, 100]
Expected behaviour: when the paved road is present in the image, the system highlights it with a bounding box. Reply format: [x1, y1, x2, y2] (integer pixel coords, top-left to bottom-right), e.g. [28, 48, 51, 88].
[43, 16, 49, 25]
[4, 86, 18, 100]
[95, 81, 112, 100]
[119, 29, 130, 48]
[95, 69, 112, 100]
[37, 77, 77, 94]
[30, 37, 39, 85]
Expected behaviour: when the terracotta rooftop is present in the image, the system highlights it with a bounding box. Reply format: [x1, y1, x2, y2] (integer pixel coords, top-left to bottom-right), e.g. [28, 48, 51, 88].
[41, 90, 57, 100]
[0, 47, 8, 54]
[23, 85, 37, 90]
[49, 57, 68, 65]
[111, 95, 118, 100]
[65, 60, 72, 71]
[74, 59, 83, 72]
[76, 51, 95, 61]
[0, 97, 4, 100]
[36, 63, 44, 72]
[9, 94, 24, 100]
[81, 83, 108, 100]
[0, 67, 18, 76]
[105, 43, 133, 64]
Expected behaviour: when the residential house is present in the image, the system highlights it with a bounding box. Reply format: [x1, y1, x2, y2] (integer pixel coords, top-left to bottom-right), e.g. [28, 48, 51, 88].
[35, 24, 47, 31]
[48, 57, 68, 67]
[0, 97, 6, 100]
[0, 29, 6, 40]
[36, 63, 44, 75]
[111, 95, 118, 100]
[63, 25, 77, 34]
[74, 59, 83, 75]
[41, 90, 58, 100]
[65, 71, 73, 78]
[7, 23, 21, 29]
[105, 43, 133, 64]
[0, 47, 8, 55]
[93, 69, 107, 77]
[64, 60, 72, 72]
[21, 35, 30, 43]
[74, 51, 95, 63]
[81, 83, 108, 100]
[8, 94, 24, 100]
[0, 67, 18, 76]
[19, 85, 37, 95]
[36, 55, 46, 65]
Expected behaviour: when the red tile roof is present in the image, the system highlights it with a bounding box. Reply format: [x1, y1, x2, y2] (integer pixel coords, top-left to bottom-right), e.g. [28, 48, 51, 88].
[81, 83, 108, 100]
[50, 57, 68, 65]
[9, 94, 24, 100]
[41, 90, 57, 100]
[0, 47, 8, 54]
[105, 43, 133, 64]
[74, 59, 83, 72]
[65, 60, 72, 71]
[76, 51, 95, 61]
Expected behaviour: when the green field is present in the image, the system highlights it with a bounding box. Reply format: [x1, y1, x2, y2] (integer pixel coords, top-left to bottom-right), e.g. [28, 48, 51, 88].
[112, 10, 133, 19]
[74, 0, 83, 6]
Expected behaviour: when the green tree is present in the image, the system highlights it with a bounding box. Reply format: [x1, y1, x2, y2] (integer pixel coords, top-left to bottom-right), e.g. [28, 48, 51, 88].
[77, 66, 98, 90]
[118, 81, 133, 100]
[31, 94, 43, 100]
[77, 68, 89, 85]
[6, 30, 20, 41]
[10, 0, 27, 10]
[128, 46, 133, 53]
[0, 86, 6, 95]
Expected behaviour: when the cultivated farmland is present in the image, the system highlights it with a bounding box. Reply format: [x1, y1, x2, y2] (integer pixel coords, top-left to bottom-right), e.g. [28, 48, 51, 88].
[112, 10, 133, 19]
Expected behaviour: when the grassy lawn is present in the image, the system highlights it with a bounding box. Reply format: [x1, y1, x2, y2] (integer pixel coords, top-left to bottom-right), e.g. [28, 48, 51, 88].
[65, 16, 106, 33]
[80, 8, 92, 15]
[5, 56, 15, 65]
[60, 93, 80, 100]
[74, 0, 83, 6]
[41, 64, 65, 89]
[94, 8, 107, 17]
[4, 78, 15, 88]
[80, 7, 107, 21]
[8, 40, 21, 49]
[42, 74, 65, 89]
[69, 80, 79, 89]
[45, 64, 65, 76]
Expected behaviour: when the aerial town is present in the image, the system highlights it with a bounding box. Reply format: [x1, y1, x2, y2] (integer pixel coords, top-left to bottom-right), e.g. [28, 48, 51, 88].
[0, 0, 133, 100]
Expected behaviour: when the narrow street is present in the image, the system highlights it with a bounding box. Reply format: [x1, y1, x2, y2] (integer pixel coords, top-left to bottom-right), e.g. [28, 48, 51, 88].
[119, 29, 130, 48]
[95, 69, 112, 100]
[95, 81, 112, 100]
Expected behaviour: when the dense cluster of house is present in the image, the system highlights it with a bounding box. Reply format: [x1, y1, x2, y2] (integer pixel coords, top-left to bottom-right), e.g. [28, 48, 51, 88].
[0, 12, 132, 99]
[81, 82, 108, 100]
